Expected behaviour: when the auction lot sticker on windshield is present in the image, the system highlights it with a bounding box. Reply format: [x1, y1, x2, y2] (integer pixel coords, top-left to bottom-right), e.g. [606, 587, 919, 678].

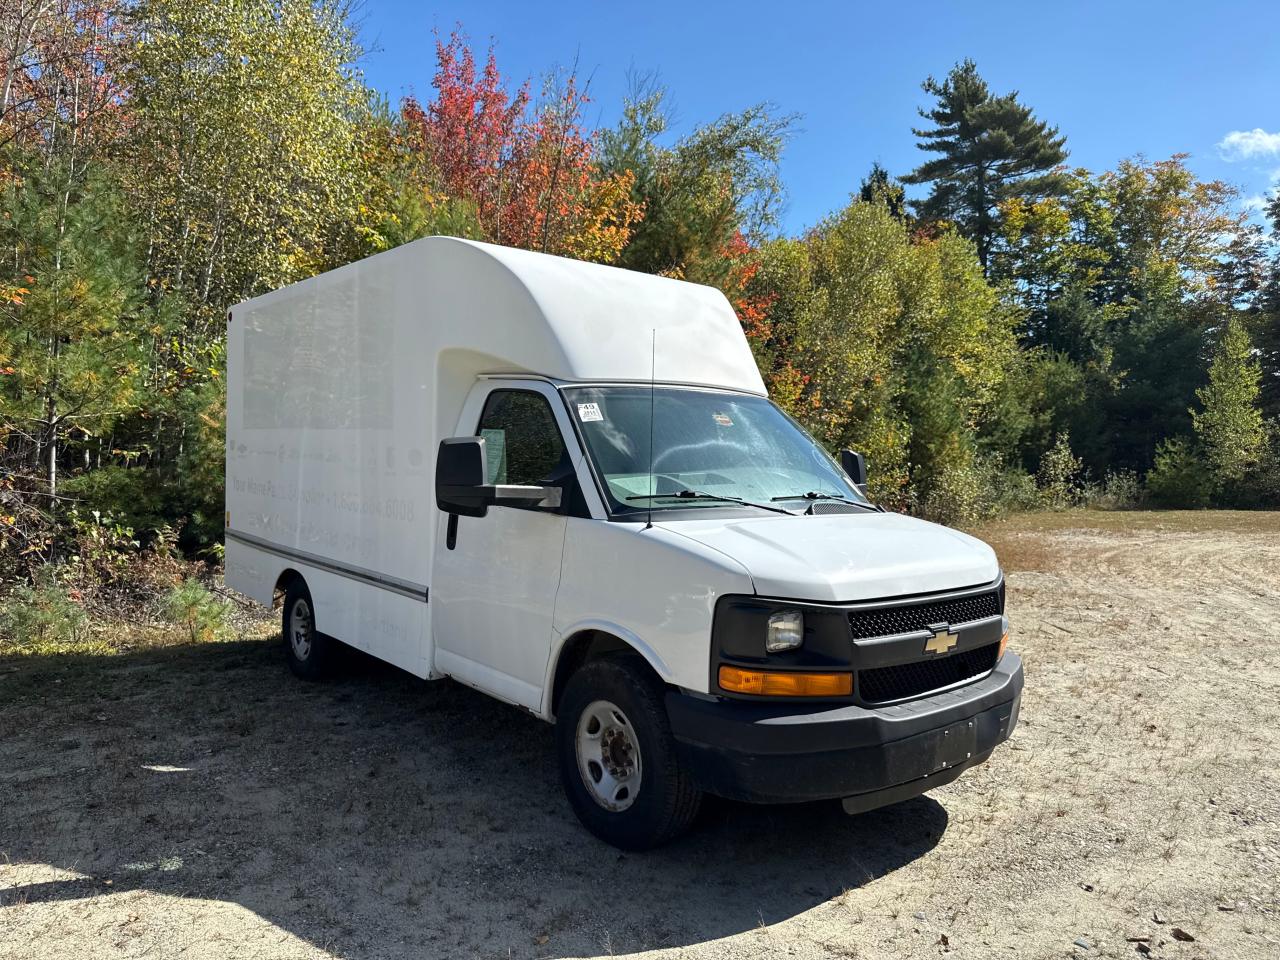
[577, 402, 604, 422]
[713, 412, 734, 426]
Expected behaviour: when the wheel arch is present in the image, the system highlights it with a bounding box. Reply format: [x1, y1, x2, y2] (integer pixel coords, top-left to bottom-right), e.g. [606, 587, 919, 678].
[547, 623, 672, 721]
[272, 567, 306, 608]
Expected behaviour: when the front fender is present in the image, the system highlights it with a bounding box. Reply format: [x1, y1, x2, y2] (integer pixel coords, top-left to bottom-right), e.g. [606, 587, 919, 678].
[549, 518, 755, 710]
[541, 618, 674, 719]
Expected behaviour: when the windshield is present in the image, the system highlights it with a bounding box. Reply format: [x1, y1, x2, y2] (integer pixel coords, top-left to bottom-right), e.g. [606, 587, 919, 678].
[562, 385, 868, 516]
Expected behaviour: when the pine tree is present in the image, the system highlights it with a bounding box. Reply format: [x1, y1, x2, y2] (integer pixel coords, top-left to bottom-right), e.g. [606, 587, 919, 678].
[0, 158, 146, 497]
[1192, 318, 1265, 487]
[1257, 193, 1280, 419]
[858, 162, 907, 219]
[903, 59, 1067, 272]
[599, 83, 795, 284]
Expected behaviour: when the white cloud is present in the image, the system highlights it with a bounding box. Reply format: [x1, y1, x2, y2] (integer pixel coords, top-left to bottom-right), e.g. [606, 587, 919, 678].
[1242, 194, 1269, 214]
[1218, 128, 1280, 161]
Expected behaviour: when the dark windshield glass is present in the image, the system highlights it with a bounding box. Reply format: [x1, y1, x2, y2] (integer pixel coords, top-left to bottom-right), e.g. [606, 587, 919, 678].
[563, 386, 866, 514]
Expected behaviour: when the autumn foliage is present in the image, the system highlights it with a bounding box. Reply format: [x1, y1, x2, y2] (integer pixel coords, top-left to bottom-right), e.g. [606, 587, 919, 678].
[402, 31, 642, 263]
[2, 3, 1280, 577]
[1, 0, 131, 155]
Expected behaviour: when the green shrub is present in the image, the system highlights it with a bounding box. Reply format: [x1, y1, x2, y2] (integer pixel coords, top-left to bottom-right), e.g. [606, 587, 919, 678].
[1221, 419, 1280, 508]
[920, 454, 1040, 525]
[921, 461, 985, 526]
[60, 449, 225, 556]
[64, 509, 140, 584]
[56, 510, 192, 616]
[160, 578, 233, 643]
[170, 380, 227, 554]
[1037, 432, 1083, 510]
[985, 461, 1042, 514]
[61, 467, 169, 542]
[1146, 437, 1209, 508]
[0, 571, 88, 652]
[1082, 469, 1144, 510]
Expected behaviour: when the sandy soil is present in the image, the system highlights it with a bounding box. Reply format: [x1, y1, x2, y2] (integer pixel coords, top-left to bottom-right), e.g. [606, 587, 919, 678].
[2, 510, 1278, 959]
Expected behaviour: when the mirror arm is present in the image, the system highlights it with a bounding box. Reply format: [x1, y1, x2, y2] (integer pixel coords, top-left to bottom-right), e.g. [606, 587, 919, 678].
[486, 484, 562, 509]
[440, 483, 562, 510]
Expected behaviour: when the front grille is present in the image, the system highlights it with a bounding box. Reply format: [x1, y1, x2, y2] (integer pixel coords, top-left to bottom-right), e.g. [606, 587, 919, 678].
[858, 642, 1001, 704]
[847, 590, 1000, 639]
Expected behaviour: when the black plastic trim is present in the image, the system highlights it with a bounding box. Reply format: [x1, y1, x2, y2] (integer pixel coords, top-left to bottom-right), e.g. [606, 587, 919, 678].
[840, 749, 991, 814]
[857, 638, 1002, 706]
[676, 651, 1021, 754]
[666, 653, 1022, 804]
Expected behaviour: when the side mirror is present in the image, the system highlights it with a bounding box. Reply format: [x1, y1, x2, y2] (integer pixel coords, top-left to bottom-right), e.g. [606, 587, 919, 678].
[435, 437, 563, 518]
[437, 437, 490, 517]
[840, 449, 869, 497]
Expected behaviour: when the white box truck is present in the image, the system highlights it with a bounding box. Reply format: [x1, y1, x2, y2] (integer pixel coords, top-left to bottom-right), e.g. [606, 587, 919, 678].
[226, 236, 1022, 849]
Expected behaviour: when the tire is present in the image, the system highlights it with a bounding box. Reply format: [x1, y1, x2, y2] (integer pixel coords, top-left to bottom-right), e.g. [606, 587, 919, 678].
[556, 657, 702, 850]
[282, 579, 337, 680]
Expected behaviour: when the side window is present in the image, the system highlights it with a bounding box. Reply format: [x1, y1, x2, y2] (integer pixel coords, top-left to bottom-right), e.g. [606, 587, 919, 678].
[477, 390, 566, 486]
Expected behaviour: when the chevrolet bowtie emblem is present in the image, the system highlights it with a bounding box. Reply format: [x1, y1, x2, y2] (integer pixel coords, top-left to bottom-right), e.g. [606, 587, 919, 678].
[924, 622, 958, 655]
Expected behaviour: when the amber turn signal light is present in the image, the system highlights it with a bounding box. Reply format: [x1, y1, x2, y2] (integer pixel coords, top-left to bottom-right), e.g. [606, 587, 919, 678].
[998, 617, 1010, 660]
[718, 665, 852, 697]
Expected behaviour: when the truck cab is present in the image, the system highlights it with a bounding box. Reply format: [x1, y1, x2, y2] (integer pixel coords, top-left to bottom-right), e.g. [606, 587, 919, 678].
[225, 237, 1022, 850]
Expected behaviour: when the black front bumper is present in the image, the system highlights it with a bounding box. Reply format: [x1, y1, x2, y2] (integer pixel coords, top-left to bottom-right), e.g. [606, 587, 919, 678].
[667, 653, 1023, 811]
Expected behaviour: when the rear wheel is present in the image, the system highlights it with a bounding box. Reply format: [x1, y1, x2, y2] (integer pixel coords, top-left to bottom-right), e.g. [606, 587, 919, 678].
[282, 579, 337, 680]
[556, 657, 701, 849]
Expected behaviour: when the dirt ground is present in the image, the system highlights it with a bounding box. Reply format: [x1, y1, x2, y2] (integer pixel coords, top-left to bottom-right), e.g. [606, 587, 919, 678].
[2, 510, 1278, 959]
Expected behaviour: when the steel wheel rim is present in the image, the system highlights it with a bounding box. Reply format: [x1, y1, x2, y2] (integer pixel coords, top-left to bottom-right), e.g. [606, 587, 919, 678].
[289, 597, 313, 660]
[575, 699, 642, 812]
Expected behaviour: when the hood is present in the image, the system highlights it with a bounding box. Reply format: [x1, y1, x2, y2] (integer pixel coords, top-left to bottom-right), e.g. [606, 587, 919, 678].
[658, 511, 999, 603]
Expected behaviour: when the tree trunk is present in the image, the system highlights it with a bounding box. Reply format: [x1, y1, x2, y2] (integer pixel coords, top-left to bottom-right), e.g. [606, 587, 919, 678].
[47, 410, 56, 496]
[1, 1, 51, 124]
[975, 163, 991, 274]
[43, 333, 58, 496]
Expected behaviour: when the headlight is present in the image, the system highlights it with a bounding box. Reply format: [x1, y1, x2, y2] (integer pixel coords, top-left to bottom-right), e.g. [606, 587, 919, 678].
[766, 609, 804, 652]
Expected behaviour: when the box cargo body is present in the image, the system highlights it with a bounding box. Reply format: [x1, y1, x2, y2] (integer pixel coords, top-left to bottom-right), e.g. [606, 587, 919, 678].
[226, 237, 760, 685]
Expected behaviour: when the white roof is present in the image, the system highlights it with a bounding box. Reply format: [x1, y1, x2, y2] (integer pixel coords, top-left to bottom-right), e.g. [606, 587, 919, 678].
[238, 236, 766, 397]
[451, 238, 766, 394]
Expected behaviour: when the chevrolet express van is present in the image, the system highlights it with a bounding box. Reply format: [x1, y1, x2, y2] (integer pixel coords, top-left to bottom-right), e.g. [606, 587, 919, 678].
[225, 237, 1022, 849]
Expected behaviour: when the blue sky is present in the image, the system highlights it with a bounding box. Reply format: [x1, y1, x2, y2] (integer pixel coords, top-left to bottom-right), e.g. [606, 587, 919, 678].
[356, 0, 1280, 234]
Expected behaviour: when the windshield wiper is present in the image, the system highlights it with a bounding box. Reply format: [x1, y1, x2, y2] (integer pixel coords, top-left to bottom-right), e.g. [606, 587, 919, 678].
[770, 491, 878, 512]
[625, 489, 794, 515]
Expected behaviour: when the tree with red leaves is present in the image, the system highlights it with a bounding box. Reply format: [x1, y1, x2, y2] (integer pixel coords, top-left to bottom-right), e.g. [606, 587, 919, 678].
[401, 31, 640, 263]
[402, 32, 527, 222]
[1, 0, 130, 158]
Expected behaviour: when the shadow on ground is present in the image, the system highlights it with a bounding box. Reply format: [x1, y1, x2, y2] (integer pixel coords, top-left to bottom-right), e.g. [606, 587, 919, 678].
[1, 637, 946, 958]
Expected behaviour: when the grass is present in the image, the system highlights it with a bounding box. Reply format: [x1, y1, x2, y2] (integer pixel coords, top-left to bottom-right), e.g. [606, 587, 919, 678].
[0, 611, 276, 661]
[974, 506, 1280, 536]
[966, 508, 1280, 573]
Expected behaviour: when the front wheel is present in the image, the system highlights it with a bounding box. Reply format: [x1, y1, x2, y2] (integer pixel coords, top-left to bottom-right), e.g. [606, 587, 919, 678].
[555, 658, 701, 850]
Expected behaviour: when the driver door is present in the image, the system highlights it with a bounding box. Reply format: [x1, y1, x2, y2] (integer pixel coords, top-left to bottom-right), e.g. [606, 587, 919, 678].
[431, 383, 572, 710]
